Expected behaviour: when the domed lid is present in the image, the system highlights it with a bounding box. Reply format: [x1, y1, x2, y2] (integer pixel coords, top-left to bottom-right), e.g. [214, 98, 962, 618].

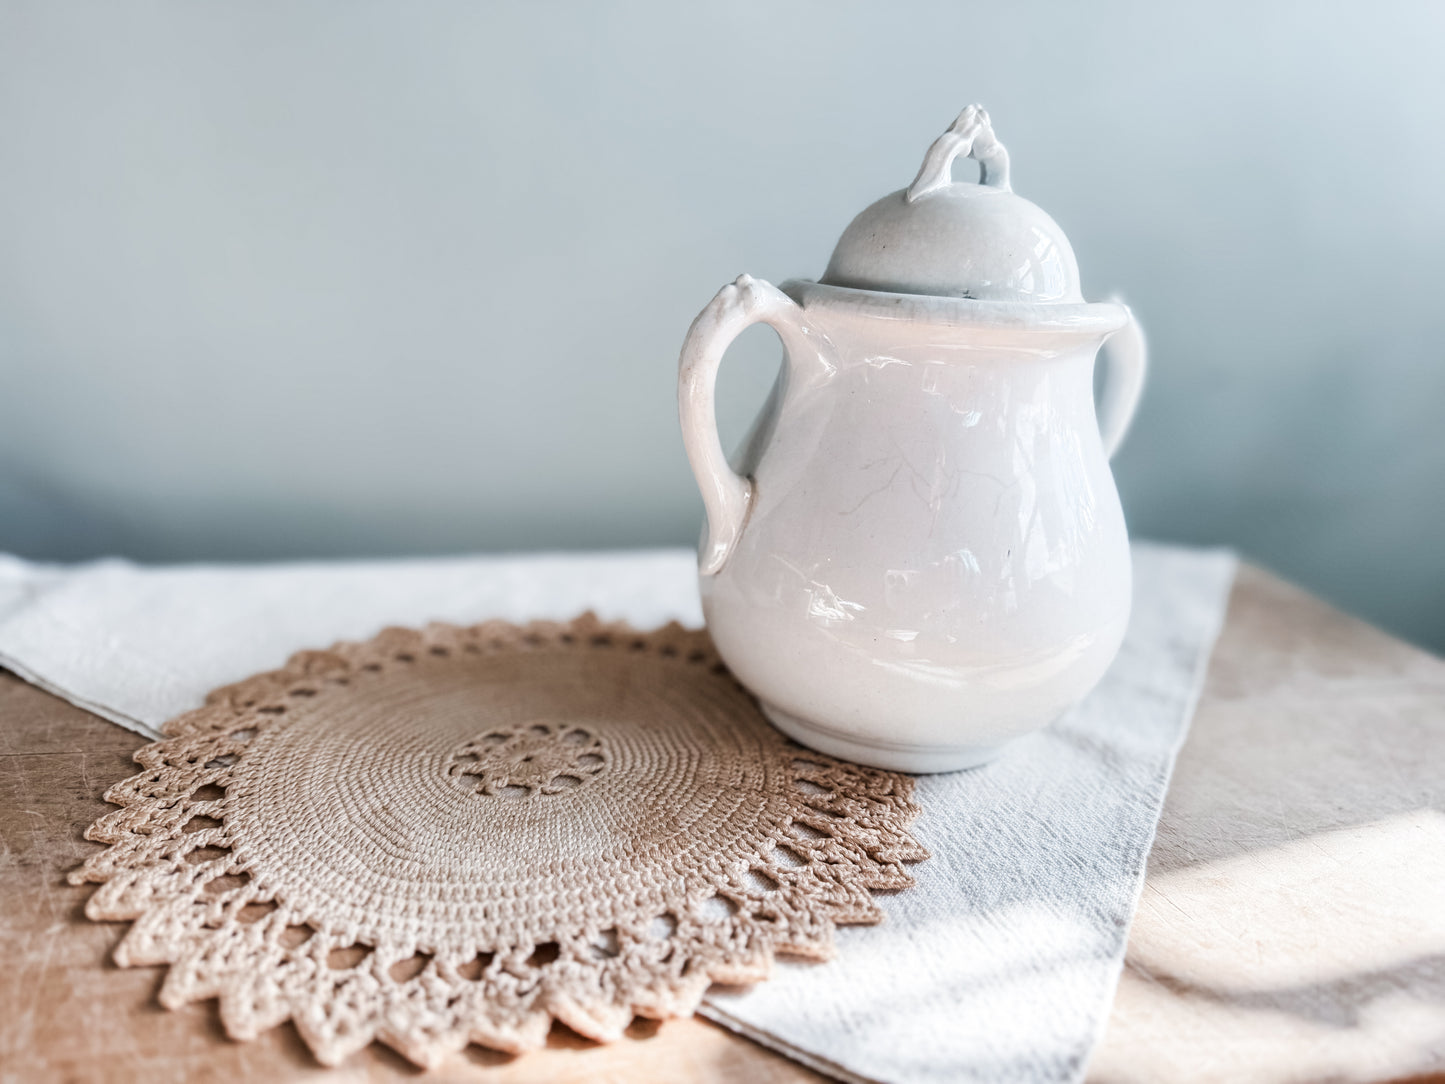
[821, 106, 1082, 303]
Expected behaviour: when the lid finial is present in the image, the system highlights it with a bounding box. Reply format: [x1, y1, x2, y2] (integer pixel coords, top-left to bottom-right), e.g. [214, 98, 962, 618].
[906, 104, 1011, 202]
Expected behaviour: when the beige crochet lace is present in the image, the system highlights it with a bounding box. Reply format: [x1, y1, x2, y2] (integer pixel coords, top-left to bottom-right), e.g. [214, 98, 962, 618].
[71, 615, 928, 1067]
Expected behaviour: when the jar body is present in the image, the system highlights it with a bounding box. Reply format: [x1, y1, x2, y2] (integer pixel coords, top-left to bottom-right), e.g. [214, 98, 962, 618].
[700, 294, 1131, 772]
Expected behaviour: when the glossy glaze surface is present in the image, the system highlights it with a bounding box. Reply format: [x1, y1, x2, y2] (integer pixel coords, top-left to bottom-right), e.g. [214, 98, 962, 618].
[677, 108, 1146, 771]
[684, 278, 1138, 770]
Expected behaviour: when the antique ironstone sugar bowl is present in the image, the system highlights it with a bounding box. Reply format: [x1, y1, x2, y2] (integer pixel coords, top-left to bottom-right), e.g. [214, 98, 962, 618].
[677, 106, 1146, 772]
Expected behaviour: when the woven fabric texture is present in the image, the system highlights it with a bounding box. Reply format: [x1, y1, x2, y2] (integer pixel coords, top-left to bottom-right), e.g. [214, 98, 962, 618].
[69, 614, 928, 1067]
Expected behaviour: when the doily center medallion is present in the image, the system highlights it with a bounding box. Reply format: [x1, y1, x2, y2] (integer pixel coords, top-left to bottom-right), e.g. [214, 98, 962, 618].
[71, 615, 928, 1069]
[450, 722, 609, 797]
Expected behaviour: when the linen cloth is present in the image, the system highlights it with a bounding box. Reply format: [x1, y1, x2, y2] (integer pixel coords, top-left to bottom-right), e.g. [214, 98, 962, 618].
[0, 542, 1235, 1084]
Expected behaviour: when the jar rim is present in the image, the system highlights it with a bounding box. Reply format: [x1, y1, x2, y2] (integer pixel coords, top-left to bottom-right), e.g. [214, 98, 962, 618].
[781, 280, 1130, 339]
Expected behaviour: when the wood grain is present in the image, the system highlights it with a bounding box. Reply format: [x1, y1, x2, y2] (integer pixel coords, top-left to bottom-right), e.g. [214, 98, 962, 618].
[1089, 566, 1445, 1084]
[3, 564, 1443, 1083]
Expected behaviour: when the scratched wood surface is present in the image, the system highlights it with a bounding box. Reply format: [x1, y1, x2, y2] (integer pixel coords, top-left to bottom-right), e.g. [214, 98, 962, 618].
[2, 564, 1442, 1084]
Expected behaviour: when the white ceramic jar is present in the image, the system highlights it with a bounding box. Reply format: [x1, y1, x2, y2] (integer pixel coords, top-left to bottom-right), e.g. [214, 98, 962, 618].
[678, 107, 1146, 772]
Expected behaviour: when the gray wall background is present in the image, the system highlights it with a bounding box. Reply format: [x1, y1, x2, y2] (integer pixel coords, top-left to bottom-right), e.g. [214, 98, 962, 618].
[2, 1, 1442, 651]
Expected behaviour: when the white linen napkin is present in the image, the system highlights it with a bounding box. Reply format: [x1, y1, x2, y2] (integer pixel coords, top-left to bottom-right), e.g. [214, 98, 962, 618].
[0, 542, 1235, 1084]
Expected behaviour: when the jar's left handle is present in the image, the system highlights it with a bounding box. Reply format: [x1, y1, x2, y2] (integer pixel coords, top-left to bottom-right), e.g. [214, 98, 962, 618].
[678, 274, 812, 576]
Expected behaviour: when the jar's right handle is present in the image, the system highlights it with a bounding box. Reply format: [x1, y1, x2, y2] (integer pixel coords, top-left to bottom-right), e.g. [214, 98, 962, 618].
[1098, 307, 1147, 458]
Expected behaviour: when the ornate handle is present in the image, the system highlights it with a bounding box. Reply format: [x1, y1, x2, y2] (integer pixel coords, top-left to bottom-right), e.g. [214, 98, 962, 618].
[678, 275, 816, 575]
[1097, 307, 1147, 458]
[906, 104, 1011, 201]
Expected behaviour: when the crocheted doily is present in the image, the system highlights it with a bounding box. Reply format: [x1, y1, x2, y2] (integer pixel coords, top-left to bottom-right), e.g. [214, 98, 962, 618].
[71, 616, 928, 1067]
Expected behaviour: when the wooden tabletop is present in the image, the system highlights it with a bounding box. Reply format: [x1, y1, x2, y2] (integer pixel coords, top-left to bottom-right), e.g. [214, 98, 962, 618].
[2, 564, 1442, 1084]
